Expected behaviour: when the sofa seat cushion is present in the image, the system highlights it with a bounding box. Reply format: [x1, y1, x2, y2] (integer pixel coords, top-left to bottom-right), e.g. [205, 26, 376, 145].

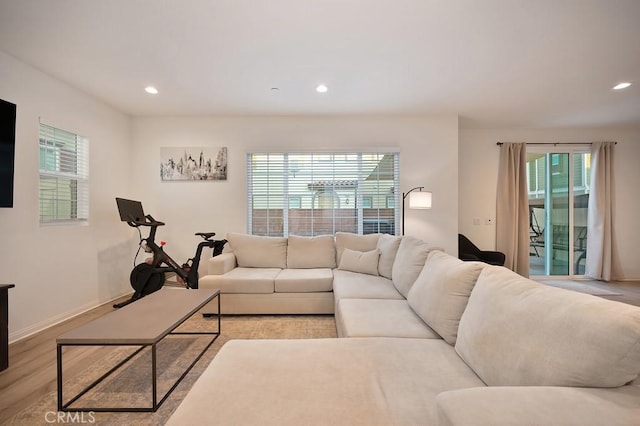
[287, 235, 336, 268]
[336, 298, 440, 338]
[436, 384, 640, 426]
[166, 338, 486, 426]
[332, 269, 404, 302]
[198, 267, 279, 294]
[456, 265, 640, 387]
[274, 268, 333, 293]
[407, 251, 485, 345]
[227, 233, 288, 268]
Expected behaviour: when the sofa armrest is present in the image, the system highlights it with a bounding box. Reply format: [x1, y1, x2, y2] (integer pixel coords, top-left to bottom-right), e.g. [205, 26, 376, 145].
[207, 252, 237, 275]
[436, 384, 640, 426]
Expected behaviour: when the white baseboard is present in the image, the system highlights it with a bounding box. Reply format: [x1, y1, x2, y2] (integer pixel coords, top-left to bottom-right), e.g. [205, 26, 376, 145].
[8, 292, 131, 344]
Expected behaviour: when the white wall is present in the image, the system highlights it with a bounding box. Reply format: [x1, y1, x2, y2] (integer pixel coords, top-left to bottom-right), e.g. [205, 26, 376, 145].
[4, 44, 637, 344]
[0, 53, 459, 341]
[130, 115, 459, 273]
[459, 127, 640, 280]
[2, 42, 636, 344]
[0, 51, 134, 341]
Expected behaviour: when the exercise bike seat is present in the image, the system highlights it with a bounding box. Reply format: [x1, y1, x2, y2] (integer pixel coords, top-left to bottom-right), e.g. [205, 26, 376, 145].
[195, 232, 216, 240]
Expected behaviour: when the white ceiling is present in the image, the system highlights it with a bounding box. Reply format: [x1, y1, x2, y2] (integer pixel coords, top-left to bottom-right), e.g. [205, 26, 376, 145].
[1, 0, 639, 128]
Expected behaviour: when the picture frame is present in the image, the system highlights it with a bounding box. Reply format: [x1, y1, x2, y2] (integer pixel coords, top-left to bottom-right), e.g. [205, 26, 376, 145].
[160, 147, 227, 181]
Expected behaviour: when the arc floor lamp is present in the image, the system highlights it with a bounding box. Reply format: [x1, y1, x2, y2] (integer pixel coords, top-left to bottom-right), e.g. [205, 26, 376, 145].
[402, 186, 432, 235]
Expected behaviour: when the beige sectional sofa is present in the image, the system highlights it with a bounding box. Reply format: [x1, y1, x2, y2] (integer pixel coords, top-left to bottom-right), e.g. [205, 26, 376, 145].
[198, 232, 395, 314]
[171, 232, 640, 426]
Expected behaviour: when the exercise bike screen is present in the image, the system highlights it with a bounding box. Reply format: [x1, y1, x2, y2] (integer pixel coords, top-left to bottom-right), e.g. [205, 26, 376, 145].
[116, 197, 145, 223]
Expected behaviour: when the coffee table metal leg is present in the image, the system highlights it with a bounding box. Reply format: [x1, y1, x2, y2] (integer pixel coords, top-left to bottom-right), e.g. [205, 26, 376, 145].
[217, 294, 221, 333]
[152, 342, 157, 410]
[58, 344, 147, 412]
[57, 344, 63, 411]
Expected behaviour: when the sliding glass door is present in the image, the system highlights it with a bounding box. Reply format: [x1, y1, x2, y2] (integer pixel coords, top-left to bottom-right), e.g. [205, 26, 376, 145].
[527, 147, 591, 277]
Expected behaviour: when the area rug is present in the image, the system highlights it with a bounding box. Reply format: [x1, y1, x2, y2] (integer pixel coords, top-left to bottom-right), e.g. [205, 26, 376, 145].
[6, 315, 337, 426]
[538, 280, 621, 296]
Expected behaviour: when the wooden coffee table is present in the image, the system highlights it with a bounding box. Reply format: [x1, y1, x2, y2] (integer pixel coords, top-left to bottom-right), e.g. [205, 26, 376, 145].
[57, 288, 220, 412]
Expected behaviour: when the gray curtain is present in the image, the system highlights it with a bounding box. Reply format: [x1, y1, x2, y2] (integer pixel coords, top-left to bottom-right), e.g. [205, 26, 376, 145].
[586, 142, 616, 281]
[496, 142, 529, 277]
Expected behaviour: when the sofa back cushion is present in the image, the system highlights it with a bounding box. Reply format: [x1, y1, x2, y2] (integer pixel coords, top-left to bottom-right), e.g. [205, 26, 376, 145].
[456, 265, 640, 387]
[287, 235, 336, 268]
[226, 233, 287, 268]
[377, 234, 402, 279]
[391, 236, 434, 298]
[335, 232, 379, 265]
[407, 251, 484, 345]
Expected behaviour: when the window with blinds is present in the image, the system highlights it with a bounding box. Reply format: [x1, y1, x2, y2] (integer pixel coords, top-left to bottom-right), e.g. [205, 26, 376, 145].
[247, 151, 399, 236]
[39, 122, 89, 224]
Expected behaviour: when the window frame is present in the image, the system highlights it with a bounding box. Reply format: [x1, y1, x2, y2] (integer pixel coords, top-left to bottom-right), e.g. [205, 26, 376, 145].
[247, 150, 400, 237]
[38, 122, 89, 225]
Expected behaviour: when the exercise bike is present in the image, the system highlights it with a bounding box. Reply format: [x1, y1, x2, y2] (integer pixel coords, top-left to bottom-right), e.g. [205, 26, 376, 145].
[114, 197, 227, 309]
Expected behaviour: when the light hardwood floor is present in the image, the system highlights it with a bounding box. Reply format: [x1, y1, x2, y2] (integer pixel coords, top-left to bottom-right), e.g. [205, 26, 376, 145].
[1, 281, 639, 423]
[0, 294, 131, 423]
[534, 279, 640, 307]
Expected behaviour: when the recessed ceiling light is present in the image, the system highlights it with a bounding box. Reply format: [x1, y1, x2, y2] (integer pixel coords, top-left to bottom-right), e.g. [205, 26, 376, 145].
[612, 82, 631, 90]
[316, 84, 328, 93]
[145, 86, 159, 94]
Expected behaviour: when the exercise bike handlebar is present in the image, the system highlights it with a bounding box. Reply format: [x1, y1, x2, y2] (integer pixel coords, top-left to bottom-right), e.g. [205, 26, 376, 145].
[126, 214, 165, 228]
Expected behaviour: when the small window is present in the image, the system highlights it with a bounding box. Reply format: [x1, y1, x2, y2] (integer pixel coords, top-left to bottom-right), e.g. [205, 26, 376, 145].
[289, 197, 301, 208]
[39, 123, 89, 224]
[386, 196, 395, 208]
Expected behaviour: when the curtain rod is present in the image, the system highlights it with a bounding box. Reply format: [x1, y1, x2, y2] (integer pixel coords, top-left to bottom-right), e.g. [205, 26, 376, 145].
[496, 142, 617, 146]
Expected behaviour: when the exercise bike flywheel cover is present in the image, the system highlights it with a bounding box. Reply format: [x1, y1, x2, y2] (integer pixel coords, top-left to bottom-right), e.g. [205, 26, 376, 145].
[130, 262, 165, 294]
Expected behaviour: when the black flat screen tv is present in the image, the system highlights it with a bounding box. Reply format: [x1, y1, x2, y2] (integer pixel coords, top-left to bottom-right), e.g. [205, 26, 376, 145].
[0, 99, 16, 208]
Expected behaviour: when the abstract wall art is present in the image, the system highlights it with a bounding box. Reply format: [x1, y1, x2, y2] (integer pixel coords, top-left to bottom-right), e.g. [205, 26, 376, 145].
[160, 146, 227, 181]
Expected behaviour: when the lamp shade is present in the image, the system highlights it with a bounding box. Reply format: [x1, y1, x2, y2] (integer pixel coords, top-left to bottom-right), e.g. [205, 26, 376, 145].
[409, 191, 432, 209]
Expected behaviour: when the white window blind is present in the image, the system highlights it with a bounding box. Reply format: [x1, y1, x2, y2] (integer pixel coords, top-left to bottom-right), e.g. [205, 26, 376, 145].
[39, 122, 89, 224]
[247, 151, 399, 236]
